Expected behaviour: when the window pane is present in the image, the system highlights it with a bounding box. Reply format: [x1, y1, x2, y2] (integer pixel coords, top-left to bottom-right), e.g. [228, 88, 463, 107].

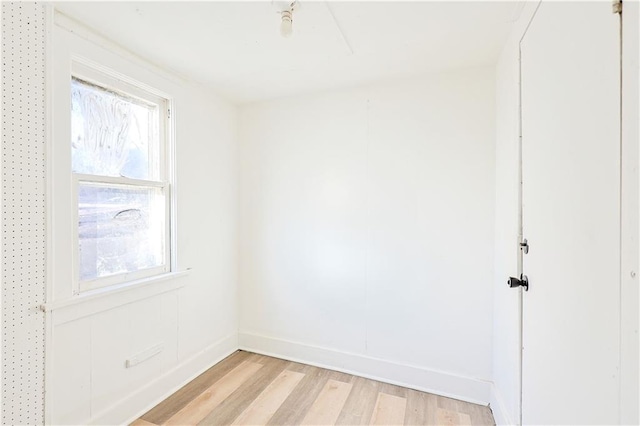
[71, 77, 160, 180]
[78, 183, 165, 281]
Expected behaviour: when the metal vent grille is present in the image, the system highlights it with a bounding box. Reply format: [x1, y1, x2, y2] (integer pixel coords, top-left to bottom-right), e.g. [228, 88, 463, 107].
[1, 2, 47, 424]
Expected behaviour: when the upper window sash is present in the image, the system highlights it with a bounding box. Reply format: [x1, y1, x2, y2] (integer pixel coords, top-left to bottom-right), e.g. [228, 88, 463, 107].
[71, 59, 169, 181]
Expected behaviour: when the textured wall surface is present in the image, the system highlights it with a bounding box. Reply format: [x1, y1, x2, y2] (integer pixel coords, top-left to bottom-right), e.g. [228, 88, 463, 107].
[1, 2, 47, 424]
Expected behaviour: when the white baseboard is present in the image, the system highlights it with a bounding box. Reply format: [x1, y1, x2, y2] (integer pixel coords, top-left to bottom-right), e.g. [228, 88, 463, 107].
[490, 383, 516, 425]
[88, 331, 497, 425]
[90, 333, 238, 426]
[238, 332, 492, 406]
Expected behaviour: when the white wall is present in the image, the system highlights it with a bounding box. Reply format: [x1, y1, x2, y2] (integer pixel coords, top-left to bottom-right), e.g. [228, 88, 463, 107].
[48, 20, 239, 425]
[238, 68, 496, 403]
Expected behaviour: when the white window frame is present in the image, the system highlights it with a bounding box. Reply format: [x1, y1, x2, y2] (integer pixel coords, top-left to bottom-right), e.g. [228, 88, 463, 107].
[70, 61, 173, 294]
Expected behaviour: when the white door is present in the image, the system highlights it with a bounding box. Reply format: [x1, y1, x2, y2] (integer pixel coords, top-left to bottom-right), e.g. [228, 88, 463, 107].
[520, 2, 621, 424]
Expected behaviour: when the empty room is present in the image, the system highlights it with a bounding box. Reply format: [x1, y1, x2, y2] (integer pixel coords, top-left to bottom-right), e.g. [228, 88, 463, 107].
[1, 0, 638, 425]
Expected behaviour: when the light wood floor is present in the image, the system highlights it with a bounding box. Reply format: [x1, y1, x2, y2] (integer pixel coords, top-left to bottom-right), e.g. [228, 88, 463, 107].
[132, 351, 495, 426]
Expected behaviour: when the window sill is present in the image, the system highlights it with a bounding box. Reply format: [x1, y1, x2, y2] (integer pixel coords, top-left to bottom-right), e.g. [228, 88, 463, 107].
[42, 270, 191, 325]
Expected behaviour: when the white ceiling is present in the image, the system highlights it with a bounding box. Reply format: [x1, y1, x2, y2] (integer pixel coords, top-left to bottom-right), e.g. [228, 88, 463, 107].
[55, 1, 524, 104]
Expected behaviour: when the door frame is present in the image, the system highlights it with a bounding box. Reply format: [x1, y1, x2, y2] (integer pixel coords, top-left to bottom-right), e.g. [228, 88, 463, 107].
[516, 3, 541, 425]
[620, 1, 639, 423]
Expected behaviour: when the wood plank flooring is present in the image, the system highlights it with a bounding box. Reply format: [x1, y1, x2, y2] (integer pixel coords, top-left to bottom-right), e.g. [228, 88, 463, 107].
[134, 351, 495, 426]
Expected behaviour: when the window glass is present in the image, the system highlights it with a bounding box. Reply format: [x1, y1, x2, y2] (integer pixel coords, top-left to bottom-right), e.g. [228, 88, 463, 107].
[78, 183, 165, 281]
[71, 77, 160, 180]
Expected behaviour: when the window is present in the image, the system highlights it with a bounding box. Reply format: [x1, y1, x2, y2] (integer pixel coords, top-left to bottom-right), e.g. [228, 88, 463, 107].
[71, 71, 171, 292]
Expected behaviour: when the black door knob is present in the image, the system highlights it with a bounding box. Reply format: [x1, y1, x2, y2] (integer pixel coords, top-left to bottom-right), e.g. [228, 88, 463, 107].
[508, 274, 529, 291]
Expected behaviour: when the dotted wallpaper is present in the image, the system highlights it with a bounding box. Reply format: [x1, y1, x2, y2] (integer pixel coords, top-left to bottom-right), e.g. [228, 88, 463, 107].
[2, 2, 47, 424]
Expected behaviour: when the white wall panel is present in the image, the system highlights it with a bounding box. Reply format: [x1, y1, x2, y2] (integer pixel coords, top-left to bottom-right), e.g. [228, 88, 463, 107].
[364, 75, 495, 378]
[1, 3, 47, 424]
[239, 92, 369, 353]
[51, 318, 91, 424]
[172, 89, 239, 360]
[239, 68, 496, 402]
[90, 293, 178, 417]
